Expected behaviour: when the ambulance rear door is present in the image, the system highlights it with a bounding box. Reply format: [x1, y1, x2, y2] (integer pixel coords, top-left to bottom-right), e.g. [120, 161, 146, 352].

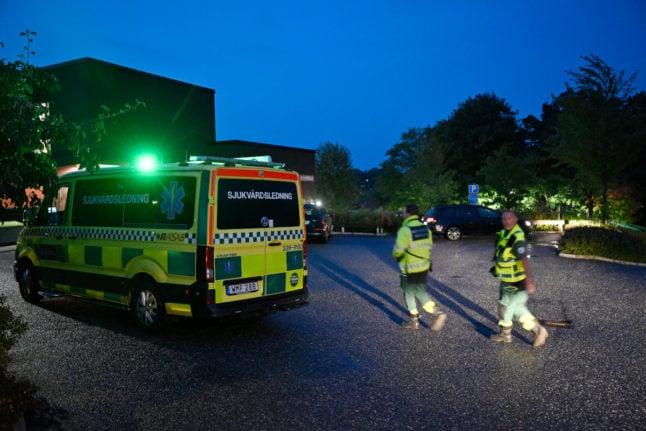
[213, 168, 305, 305]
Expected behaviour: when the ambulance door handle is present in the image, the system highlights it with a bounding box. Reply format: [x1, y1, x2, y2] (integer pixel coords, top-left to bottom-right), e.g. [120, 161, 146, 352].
[268, 241, 282, 247]
[67, 235, 77, 240]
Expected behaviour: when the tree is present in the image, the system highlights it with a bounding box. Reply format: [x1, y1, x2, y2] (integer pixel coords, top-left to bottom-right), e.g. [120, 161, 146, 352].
[0, 31, 79, 208]
[378, 126, 457, 210]
[552, 54, 639, 222]
[436, 93, 521, 197]
[624, 91, 646, 224]
[314, 142, 359, 211]
[353, 167, 385, 209]
[1, 31, 145, 212]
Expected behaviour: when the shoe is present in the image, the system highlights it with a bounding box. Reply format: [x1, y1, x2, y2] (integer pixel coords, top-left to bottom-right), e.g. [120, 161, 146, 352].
[402, 316, 420, 330]
[533, 325, 548, 347]
[491, 327, 512, 343]
[431, 311, 446, 331]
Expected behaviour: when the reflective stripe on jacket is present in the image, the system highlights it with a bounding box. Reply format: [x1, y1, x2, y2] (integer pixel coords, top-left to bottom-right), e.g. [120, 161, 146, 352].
[494, 224, 526, 283]
[393, 215, 432, 274]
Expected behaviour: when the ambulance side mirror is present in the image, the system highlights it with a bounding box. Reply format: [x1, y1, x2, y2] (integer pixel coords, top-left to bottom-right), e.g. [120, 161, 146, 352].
[47, 207, 60, 226]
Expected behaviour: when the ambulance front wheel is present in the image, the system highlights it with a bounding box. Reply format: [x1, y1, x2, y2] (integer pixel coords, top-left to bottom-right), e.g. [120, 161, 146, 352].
[18, 262, 43, 303]
[131, 279, 165, 330]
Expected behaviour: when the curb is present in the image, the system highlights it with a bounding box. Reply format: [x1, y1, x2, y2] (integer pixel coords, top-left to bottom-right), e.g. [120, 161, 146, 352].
[0, 244, 16, 253]
[558, 252, 646, 267]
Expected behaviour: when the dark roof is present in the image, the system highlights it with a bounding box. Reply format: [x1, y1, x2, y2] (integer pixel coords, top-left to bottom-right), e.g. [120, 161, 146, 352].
[42, 57, 215, 94]
[215, 139, 315, 155]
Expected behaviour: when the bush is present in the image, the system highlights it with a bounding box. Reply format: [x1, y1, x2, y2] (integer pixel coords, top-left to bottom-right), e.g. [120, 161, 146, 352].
[0, 294, 37, 427]
[559, 227, 646, 263]
[333, 209, 400, 234]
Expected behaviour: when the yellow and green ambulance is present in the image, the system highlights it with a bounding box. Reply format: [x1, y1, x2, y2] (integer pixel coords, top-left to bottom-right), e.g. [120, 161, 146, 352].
[14, 156, 308, 330]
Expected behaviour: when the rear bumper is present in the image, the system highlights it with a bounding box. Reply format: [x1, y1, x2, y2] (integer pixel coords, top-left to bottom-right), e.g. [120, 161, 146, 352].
[194, 288, 309, 319]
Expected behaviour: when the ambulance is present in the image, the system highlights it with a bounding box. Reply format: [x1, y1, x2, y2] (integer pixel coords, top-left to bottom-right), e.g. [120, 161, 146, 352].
[14, 156, 308, 330]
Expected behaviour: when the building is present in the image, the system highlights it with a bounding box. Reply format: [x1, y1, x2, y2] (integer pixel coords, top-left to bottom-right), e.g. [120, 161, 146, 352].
[42, 58, 316, 201]
[43, 57, 216, 167]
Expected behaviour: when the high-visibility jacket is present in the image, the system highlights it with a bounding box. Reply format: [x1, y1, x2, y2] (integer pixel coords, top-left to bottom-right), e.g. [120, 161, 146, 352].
[393, 215, 432, 274]
[494, 224, 526, 283]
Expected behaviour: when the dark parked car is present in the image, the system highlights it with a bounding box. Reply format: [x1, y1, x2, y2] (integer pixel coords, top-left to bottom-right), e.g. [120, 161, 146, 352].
[304, 204, 333, 243]
[422, 204, 532, 241]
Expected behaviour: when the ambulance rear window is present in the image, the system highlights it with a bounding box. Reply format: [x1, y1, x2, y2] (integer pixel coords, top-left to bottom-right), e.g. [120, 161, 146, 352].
[217, 179, 300, 229]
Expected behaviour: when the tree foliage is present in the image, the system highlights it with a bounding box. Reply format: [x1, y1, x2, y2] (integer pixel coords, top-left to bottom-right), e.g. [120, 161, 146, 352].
[1, 31, 145, 210]
[552, 54, 640, 222]
[314, 142, 358, 211]
[373, 57, 644, 223]
[439, 92, 520, 190]
[377, 127, 457, 211]
[0, 31, 83, 207]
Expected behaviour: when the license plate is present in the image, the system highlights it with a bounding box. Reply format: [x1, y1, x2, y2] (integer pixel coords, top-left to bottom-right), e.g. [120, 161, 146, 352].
[226, 281, 259, 295]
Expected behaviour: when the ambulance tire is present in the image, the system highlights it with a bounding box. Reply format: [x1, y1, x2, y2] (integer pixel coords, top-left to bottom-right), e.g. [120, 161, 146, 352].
[131, 280, 166, 331]
[18, 262, 43, 303]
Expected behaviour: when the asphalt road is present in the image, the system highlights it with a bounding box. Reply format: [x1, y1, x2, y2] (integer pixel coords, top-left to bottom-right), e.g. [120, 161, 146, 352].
[1, 233, 645, 430]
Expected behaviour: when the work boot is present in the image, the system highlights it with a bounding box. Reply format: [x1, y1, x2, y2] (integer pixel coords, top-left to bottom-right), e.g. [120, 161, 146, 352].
[491, 326, 512, 343]
[533, 324, 548, 347]
[430, 311, 447, 331]
[402, 315, 420, 330]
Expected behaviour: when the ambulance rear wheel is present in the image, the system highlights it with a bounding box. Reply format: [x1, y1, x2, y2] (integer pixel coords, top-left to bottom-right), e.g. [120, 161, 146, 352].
[18, 262, 42, 303]
[131, 281, 165, 330]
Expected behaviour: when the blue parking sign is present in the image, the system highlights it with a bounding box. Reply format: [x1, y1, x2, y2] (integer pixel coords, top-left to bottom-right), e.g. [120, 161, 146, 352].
[468, 184, 479, 194]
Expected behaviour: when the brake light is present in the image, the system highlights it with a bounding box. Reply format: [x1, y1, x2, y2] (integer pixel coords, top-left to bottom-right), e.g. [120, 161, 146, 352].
[303, 240, 308, 289]
[205, 247, 214, 282]
[197, 246, 214, 282]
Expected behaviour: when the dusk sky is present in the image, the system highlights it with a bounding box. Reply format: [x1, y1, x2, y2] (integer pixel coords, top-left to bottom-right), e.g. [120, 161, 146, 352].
[2, 1, 645, 170]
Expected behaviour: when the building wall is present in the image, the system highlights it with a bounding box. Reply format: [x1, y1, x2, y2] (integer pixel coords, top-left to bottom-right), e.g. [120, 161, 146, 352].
[43, 58, 216, 166]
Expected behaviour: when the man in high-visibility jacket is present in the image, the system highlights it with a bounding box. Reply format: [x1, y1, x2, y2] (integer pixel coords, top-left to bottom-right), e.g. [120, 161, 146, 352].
[393, 203, 446, 330]
[491, 210, 548, 347]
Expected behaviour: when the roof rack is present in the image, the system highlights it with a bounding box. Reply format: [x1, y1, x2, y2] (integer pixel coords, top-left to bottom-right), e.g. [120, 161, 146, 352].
[187, 155, 285, 169]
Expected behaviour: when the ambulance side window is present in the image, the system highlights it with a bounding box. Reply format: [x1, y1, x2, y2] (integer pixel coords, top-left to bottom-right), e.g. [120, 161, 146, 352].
[72, 179, 125, 227]
[47, 184, 69, 226]
[123, 176, 196, 229]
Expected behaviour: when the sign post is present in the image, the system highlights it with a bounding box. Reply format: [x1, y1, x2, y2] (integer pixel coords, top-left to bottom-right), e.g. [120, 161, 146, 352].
[468, 184, 479, 205]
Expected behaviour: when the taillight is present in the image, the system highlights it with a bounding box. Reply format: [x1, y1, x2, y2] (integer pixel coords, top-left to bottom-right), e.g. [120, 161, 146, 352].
[303, 241, 308, 289]
[205, 246, 214, 282]
[197, 246, 214, 282]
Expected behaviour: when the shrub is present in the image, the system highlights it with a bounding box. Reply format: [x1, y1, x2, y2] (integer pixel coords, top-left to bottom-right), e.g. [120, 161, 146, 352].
[559, 227, 646, 263]
[0, 295, 37, 427]
[333, 209, 400, 234]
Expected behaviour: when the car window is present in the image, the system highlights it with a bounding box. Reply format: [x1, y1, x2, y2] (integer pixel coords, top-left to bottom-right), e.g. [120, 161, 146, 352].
[435, 207, 450, 217]
[477, 207, 500, 219]
[455, 206, 476, 219]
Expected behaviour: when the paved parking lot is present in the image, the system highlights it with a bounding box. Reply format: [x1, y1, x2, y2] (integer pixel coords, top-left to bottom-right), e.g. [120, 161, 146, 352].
[1, 232, 645, 430]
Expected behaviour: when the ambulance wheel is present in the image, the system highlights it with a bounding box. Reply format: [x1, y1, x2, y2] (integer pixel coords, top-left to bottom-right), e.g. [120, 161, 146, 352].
[18, 262, 42, 303]
[131, 280, 165, 330]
